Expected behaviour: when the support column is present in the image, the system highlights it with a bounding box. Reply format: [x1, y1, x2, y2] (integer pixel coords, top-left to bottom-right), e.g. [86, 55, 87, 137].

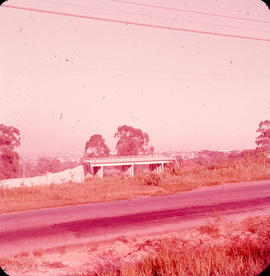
[130, 164, 134, 176]
[154, 163, 163, 173]
[122, 165, 134, 177]
[98, 166, 104, 178]
[94, 166, 104, 178]
[150, 163, 157, 172]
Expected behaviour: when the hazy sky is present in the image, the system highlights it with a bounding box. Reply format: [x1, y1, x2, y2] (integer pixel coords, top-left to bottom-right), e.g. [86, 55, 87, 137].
[1, 0, 270, 156]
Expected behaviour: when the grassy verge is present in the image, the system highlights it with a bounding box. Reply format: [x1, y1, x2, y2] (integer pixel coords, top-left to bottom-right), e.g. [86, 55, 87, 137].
[1, 216, 269, 275]
[99, 216, 270, 276]
[1, 154, 270, 214]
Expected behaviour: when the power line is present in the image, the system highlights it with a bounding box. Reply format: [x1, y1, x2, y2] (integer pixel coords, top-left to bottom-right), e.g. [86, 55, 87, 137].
[112, 0, 270, 24]
[36, 0, 270, 34]
[2, 4, 270, 42]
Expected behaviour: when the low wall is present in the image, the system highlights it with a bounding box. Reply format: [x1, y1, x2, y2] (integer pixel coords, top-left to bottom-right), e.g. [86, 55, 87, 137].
[0, 166, 85, 189]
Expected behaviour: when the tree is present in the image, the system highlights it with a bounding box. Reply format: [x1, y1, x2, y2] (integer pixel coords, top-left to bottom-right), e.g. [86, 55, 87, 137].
[84, 134, 110, 158]
[256, 120, 270, 153]
[0, 124, 21, 179]
[114, 125, 154, 156]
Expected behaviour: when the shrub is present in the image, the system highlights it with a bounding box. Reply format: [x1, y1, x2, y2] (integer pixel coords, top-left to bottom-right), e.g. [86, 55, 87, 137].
[100, 217, 270, 276]
[142, 172, 161, 186]
[164, 162, 181, 176]
[198, 223, 220, 237]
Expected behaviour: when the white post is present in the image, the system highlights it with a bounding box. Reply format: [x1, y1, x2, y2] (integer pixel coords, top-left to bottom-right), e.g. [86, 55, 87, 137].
[155, 164, 161, 173]
[130, 164, 134, 176]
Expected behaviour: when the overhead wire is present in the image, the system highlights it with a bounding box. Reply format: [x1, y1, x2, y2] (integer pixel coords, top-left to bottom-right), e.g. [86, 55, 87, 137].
[1, 4, 270, 42]
[35, 0, 270, 33]
[111, 0, 270, 24]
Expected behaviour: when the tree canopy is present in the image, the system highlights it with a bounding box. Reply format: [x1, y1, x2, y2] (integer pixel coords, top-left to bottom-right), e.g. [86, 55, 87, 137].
[114, 125, 154, 156]
[256, 120, 270, 152]
[0, 124, 21, 179]
[84, 134, 110, 158]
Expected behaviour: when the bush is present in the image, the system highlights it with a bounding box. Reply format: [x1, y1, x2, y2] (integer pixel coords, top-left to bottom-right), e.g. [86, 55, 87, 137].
[164, 162, 181, 176]
[142, 172, 161, 186]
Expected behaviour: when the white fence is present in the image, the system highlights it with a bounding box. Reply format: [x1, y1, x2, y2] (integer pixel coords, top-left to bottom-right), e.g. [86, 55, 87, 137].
[0, 166, 85, 189]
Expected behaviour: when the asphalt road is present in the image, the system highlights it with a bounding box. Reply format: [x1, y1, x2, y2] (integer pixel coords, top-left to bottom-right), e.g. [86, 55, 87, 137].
[1, 179, 270, 256]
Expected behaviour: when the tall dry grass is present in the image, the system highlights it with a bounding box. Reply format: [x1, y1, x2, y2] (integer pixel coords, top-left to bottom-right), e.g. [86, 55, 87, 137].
[1, 152, 270, 213]
[103, 241, 270, 276]
[0, 216, 269, 275]
[99, 216, 270, 276]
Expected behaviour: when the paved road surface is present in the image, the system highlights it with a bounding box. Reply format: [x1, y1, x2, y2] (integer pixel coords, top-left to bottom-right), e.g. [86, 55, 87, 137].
[0, 179, 270, 256]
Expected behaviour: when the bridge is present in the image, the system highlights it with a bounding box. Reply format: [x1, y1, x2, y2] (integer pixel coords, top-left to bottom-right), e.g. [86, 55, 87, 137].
[83, 154, 176, 178]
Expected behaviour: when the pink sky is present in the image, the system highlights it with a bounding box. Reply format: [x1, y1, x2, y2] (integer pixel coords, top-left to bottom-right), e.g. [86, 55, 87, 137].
[1, 0, 270, 156]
